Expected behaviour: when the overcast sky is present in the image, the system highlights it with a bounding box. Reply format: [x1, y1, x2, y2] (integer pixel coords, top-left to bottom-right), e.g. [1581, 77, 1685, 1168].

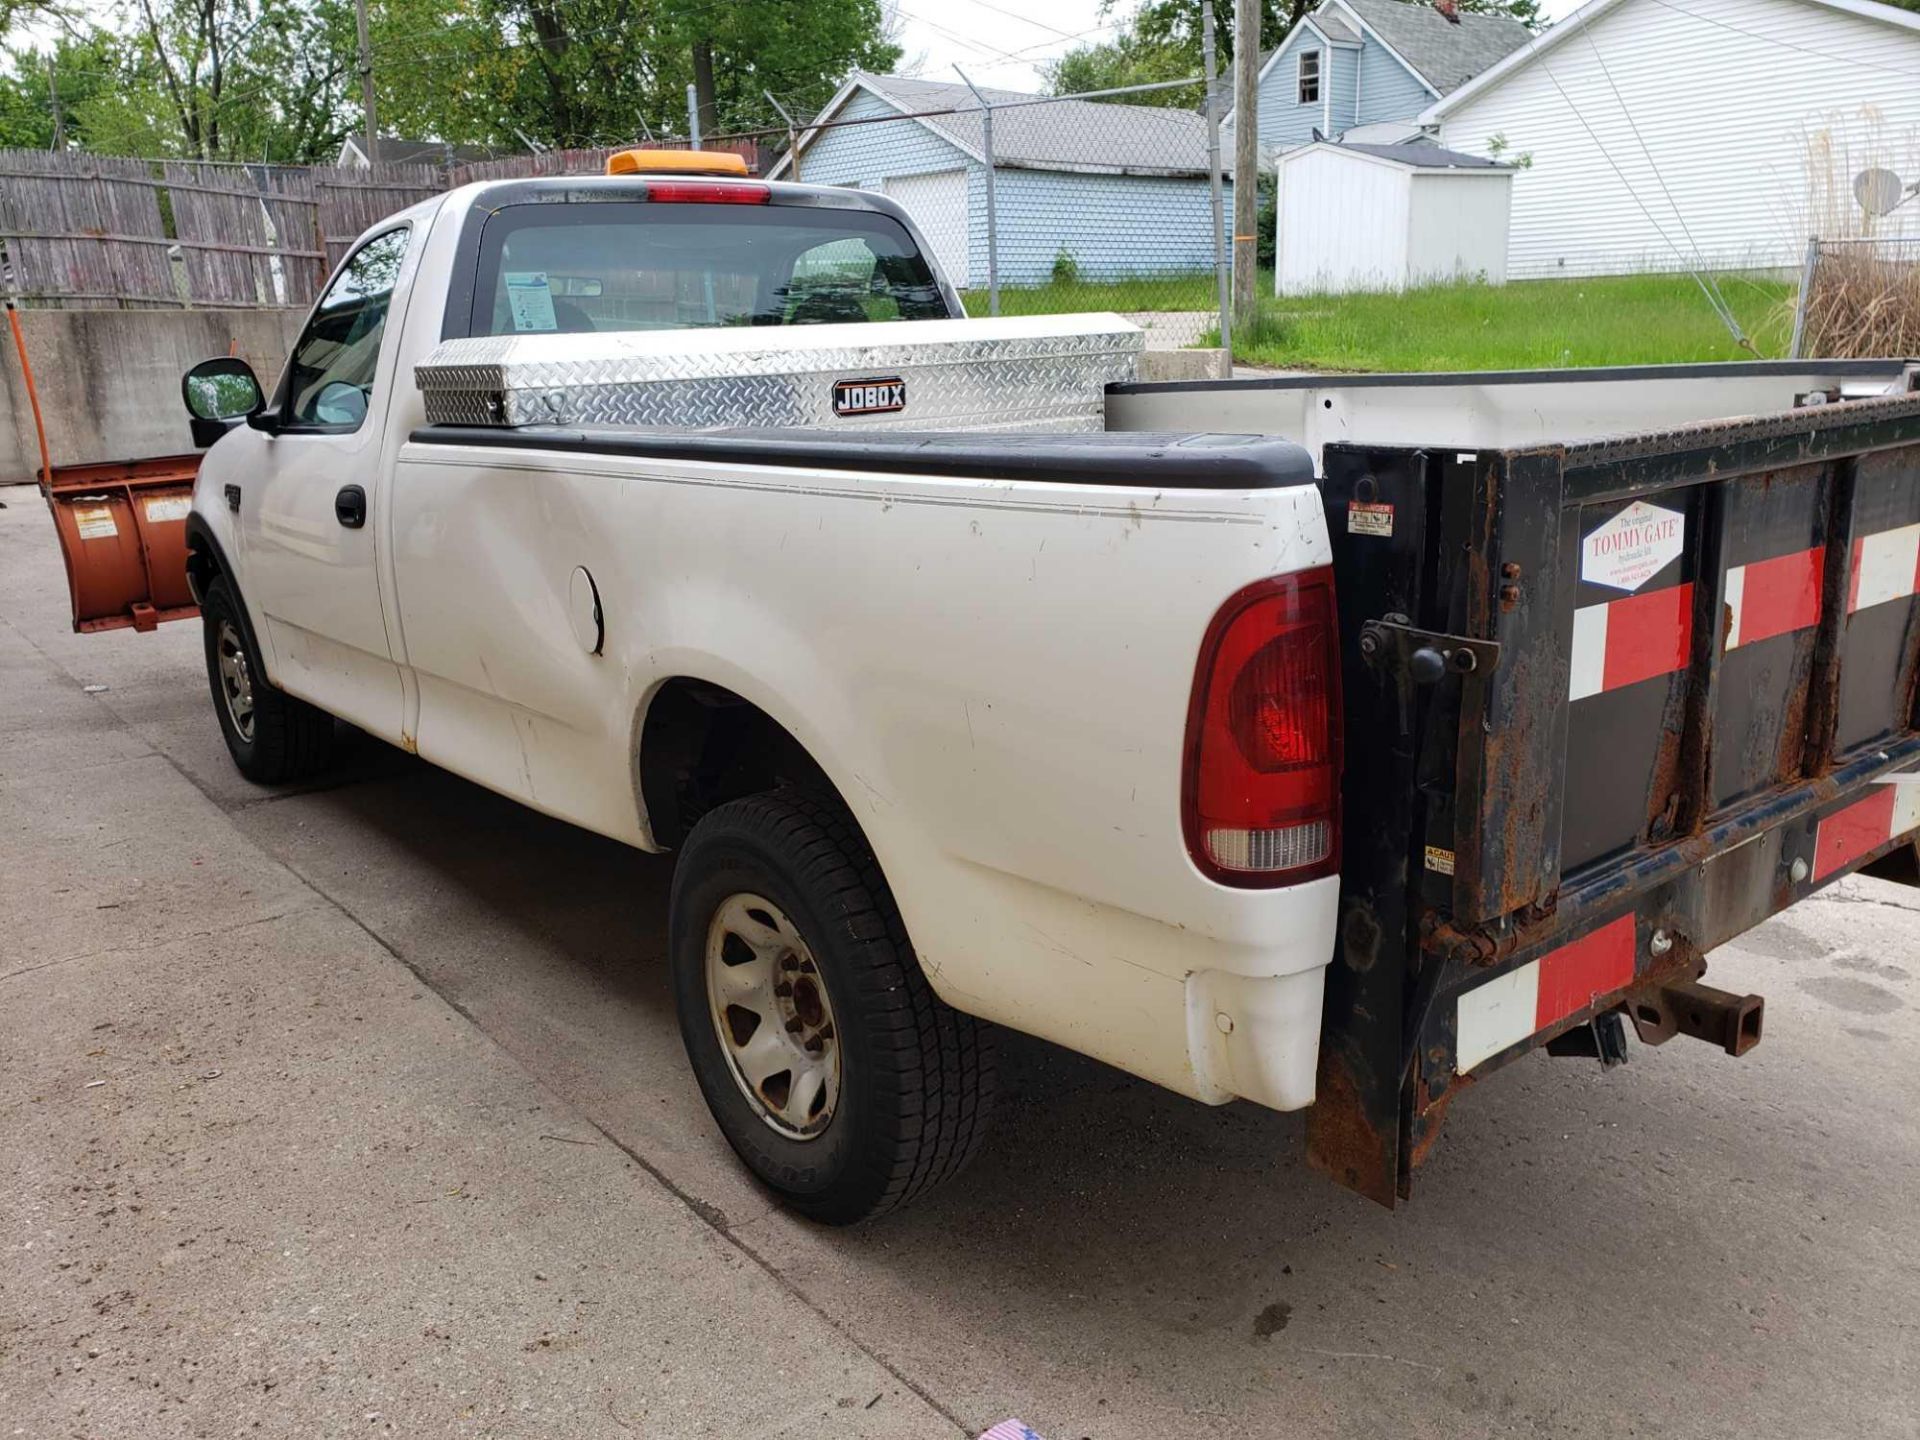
[890, 0, 1587, 93]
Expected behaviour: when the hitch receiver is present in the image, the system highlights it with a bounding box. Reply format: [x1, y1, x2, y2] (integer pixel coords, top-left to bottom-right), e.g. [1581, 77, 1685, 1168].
[1628, 978, 1764, 1057]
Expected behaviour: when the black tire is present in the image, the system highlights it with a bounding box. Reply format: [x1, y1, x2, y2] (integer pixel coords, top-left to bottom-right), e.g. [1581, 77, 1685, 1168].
[669, 789, 996, 1224]
[201, 573, 334, 785]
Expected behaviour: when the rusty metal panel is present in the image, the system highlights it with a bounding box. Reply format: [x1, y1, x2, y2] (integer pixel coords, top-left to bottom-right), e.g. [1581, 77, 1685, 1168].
[1832, 444, 1920, 754]
[1450, 448, 1570, 924]
[1304, 444, 1437, 1205]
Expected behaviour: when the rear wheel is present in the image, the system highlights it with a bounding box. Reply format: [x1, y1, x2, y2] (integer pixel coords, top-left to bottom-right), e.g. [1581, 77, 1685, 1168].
[669, 790, 996, 1224]
[200, 574, 334, 784]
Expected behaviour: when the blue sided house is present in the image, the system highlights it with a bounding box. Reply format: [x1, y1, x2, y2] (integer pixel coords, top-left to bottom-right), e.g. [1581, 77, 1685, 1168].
[768, 73, 1227, 290]
[1225, 0, 1533, 156]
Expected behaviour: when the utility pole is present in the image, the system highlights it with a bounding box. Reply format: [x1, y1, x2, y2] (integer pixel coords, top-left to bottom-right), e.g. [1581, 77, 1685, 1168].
[1232, 0, 1260, 330]
[354, 0, 377, 164]
[686, 83, 702, 148]
[1202, 3, 1229, 359]
[955, 66, 998, 316]
[46, 57, 65, 152]
[765, 91, 802, 183]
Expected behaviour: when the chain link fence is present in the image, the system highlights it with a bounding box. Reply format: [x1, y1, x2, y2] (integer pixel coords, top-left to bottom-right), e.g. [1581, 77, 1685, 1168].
[1790, 236, 1920, 360]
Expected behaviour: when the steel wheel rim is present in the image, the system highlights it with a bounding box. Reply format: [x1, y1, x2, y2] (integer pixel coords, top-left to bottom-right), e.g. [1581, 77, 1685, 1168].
[704, 891, 840, 1140]
[215, 619, 256, 742]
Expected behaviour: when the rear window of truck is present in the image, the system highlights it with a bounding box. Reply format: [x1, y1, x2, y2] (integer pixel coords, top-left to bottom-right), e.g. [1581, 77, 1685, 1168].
[470, 202, 952, 335]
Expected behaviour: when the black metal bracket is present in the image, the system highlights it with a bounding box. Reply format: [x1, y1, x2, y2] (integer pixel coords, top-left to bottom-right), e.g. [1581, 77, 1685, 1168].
[1358, 615, 1502, 684]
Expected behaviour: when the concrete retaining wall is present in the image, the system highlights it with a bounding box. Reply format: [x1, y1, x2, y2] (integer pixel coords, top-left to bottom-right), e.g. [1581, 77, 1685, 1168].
[0, 308, 1231, 484]
[0, 309, 304, 485]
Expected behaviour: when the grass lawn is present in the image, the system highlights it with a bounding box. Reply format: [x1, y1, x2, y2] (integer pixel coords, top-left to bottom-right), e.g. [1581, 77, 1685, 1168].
[959, 273, 1221, 317]
[959, 271, 1797, 371]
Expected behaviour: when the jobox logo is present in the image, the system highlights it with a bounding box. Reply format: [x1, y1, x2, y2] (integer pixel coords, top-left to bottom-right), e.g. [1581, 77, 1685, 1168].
[832, 376, 906, 417]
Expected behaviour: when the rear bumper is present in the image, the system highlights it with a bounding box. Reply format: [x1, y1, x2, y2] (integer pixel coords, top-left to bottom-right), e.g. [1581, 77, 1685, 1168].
[908, 859, 1340, 1114]
[1442, 743, 1920, 1083]
[1185, 966, 1326, 1111]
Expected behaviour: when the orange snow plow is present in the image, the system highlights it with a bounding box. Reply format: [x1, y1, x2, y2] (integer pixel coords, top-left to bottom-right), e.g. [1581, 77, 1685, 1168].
[8, 307, 202, 633]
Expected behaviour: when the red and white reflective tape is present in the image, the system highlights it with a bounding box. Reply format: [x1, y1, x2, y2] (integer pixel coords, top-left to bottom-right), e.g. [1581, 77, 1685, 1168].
[1813, 780, 1920, 881]
[1724, 545, 1824, 650]
[1568, 584, 1693, 701]
[1455, 914, 1637, 1073]
[1848, 522, 1920, 615]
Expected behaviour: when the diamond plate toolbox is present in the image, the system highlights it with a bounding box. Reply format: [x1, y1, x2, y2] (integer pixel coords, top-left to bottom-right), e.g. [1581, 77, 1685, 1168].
[414, 314, 1143, 434]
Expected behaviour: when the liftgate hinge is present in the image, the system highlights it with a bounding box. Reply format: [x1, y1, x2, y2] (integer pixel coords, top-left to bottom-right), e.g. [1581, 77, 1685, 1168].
[1357, 615, 1502, 684]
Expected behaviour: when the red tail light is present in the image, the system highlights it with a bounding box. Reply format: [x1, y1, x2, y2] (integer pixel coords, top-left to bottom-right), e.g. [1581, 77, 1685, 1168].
[643, 181, 770, 204]
[1183, 567, 1343, 886]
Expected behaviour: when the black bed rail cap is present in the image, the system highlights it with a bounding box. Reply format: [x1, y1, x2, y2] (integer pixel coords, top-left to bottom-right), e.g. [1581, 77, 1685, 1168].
[407, 425, 1316, 490]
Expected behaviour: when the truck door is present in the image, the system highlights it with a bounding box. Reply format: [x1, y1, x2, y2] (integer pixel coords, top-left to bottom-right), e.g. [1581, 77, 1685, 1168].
[236, 225, 411, 741]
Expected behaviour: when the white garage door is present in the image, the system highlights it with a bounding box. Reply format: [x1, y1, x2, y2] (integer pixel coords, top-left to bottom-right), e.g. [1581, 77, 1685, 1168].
[883, 169, 969, 289]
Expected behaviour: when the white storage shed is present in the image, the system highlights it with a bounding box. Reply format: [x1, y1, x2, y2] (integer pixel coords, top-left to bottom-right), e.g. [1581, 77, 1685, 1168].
[1274, 141, 1514, 295]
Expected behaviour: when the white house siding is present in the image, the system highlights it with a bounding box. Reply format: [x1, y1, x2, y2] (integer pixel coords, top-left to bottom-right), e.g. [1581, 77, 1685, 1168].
[1431, 0, 1920, 280]
[990, 168, 1227, 285]
[1406, 171, 1513, 284]
[1277, 149, 1410, 292]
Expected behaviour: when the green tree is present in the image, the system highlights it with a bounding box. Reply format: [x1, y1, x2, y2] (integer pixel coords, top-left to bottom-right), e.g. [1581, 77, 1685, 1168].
[1045, 0, 1296, 104]
[401, 0, 903, 152]
[0, 0, 899, 160]
[0, 33, 130, 150]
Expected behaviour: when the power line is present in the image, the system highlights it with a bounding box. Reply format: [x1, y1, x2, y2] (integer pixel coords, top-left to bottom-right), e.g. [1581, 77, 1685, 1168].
[944, 0, 1089, 42]
[1529, 43, 1755, 351]
[1575, 22, 1749, 349]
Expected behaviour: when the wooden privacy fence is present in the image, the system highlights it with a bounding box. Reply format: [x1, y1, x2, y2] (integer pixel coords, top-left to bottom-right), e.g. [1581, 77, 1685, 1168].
[0, 152, 443, 310]
[447, 138, 761, 185]
[0, 141, 767, 313]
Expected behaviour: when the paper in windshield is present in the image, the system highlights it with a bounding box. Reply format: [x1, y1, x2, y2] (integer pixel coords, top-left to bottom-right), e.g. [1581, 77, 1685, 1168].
[504, 271, 558, 332]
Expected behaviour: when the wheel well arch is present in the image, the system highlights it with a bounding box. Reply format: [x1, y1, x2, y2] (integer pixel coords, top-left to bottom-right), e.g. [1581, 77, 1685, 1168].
[182, 515, 228, 605]
[636, 676, 836, 849]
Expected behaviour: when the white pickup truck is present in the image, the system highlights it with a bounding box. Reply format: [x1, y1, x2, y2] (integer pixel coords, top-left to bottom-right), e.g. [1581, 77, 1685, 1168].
[173, 153, 1920, 1222]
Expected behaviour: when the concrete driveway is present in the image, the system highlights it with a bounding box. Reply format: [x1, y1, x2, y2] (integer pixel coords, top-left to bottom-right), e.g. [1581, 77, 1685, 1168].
[3, 484, 1917, 1439]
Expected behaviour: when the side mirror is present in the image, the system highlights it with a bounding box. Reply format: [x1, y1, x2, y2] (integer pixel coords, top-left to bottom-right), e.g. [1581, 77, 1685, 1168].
[182, 356, 265, 447]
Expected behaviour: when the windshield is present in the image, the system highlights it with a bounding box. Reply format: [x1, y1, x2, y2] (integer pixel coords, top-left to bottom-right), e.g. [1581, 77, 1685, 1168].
[470, 201, 952, 335]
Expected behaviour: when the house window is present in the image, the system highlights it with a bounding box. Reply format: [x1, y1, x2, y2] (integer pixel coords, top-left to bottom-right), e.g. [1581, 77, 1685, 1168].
[1298, 50, 1320, 105]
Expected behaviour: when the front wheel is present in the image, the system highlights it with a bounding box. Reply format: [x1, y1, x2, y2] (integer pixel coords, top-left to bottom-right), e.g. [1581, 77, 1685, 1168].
[200, 574, 334, 784]
[669, 790, 997, 1224]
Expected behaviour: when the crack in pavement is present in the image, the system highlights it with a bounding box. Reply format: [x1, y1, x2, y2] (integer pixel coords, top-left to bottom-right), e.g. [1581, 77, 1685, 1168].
[1, 908, 307, 987]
